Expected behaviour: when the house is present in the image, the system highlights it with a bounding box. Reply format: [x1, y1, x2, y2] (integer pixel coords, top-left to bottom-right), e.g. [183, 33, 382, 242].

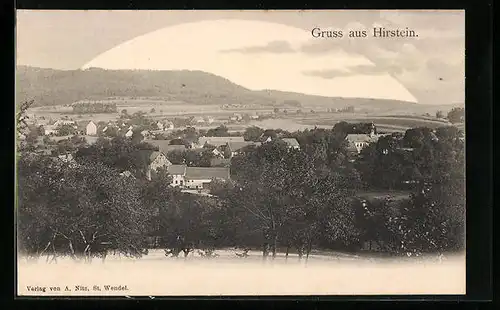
[167, 165, 230, 190]
[345, 134, 380, 153]
[43, 125, 56, 136]
[197, 136, 245, 148]
[136, 150, 172, 180]
[86, 121, 97, 136]
[205, 117, 215, 124]
[281, 138, 300, 150]
[168, 164, 187, 187]
[125, 129, 134, 138]
[184, 167, 230, 190]
[156, 121, 165, 131]
[226, 141, 261, 158]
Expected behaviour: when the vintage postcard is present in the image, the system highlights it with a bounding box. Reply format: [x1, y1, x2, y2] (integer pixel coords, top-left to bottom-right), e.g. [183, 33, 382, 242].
[16, 10, 466, 296]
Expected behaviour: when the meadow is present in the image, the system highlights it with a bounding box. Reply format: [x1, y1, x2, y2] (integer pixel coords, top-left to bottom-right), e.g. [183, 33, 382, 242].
[28, 98, 457, 135]
[17, 249, 465, 296]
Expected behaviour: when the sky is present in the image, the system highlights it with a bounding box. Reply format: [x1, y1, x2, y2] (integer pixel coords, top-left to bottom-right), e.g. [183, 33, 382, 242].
[16, 10, 465, 105]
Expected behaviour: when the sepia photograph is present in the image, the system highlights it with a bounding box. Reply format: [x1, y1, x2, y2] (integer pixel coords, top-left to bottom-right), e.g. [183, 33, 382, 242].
[16, 10, 466, 296]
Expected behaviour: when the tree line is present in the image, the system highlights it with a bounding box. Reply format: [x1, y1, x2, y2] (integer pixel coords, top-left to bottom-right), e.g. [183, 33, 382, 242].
[17, 105, 465, 262]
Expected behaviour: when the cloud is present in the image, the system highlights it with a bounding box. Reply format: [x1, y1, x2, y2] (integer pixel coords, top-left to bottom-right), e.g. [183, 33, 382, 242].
[220, 40, 295, 54]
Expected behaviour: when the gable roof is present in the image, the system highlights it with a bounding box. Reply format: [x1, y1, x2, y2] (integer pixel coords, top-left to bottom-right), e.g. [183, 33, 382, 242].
[281, 138, 300, 148]
[227, 141, 260, 152]
[345, 134, 379, 143]
[185, 167, 230, 180]
[168, 164, 187, 175]
[136, 150, 168, 165]
[198, 136, 244, 147]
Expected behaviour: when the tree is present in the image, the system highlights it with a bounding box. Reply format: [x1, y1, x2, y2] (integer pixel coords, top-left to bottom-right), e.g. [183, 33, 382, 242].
[243, 126, 264, 142]
[227, 140, 359, 259]
[435, 110, 444, 119]
[74, 136, 154, 175]
[447, 107, 465, 123]
[206, 125, 229, 137]
[55, 124, 77, 136]
[17, 100, 34, 136]
[166, 150, 185, 165]
[17, 154, 153, 262]
[150, 108, 156, 113]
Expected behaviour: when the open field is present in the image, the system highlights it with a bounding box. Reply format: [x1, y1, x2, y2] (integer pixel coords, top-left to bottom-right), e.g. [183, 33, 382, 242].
[17, 249, 465, 296]
[28, 102, 461, 135]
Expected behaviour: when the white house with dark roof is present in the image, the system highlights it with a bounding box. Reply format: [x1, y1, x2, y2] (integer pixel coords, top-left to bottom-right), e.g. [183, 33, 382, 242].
[166, 165, 230, 190]
[168, 164, 187, 187]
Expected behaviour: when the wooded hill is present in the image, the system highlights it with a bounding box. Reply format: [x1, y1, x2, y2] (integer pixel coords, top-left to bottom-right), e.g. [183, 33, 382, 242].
[16, 66, 417, 111]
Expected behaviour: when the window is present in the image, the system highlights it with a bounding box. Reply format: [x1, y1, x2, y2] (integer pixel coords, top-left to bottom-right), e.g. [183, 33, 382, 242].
[180, 181, 183, 186]
[175, 180, 178, 184]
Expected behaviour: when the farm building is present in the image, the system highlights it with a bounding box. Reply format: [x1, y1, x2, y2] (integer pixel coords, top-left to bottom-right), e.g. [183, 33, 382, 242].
[168, 164, 187, 187]
[167, 165, 230, 190]
[184, 167, 230, 190]
[197, 136, 245, 148]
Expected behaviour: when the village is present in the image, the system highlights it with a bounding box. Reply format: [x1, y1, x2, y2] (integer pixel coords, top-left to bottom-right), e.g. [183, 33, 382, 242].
[18, 107, 405, 198]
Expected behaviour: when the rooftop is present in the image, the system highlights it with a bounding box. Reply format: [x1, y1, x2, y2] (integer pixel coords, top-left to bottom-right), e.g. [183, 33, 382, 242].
[168, 164, 187, 175]
[227, 141, 261, 152]
[198, 136, 245, 147]
[281, 138, 300, 148]
[136, 150, 166, 164]
[345, 134, 379, 143]
[144, 140, 187, 154]
[185, 167, 230, 180]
